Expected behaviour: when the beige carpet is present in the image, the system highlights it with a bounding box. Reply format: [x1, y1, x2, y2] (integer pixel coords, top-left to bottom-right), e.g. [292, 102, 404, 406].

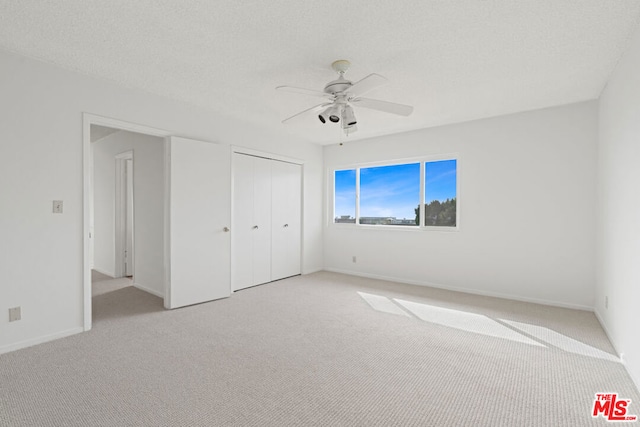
[1, 271, 638, 426]
[90, 270, 114, 283]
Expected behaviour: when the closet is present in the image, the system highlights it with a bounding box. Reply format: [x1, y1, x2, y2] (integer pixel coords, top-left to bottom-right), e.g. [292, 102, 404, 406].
[232, 153, 302, 291]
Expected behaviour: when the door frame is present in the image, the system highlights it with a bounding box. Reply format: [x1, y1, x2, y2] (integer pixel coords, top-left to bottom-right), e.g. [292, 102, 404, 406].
[114, 150, 134, 278]
[83, 113, 171, 331]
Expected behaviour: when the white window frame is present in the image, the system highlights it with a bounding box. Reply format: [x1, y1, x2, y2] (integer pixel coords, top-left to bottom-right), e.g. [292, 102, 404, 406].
[330, 154, 459, 231]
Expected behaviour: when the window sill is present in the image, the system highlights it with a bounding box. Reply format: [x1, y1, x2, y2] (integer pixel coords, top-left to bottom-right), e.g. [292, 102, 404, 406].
[329, 223, 460, 232]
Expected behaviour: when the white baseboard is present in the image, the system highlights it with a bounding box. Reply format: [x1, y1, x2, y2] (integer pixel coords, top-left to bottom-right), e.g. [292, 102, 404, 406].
[594, 309, 619, 354]
[302, 267, 323, 275]
[0, 327, 84, 355]
[323, 268, 594, 311]
[133, 282, 164, 299]
[594, 309, 640, 394]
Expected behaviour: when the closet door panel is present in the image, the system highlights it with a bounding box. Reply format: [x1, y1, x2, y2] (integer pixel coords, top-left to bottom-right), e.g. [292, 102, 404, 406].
[270, 161, 287, 281]
[286, 163, 302, 277]
[271, 161, 302, 280]
[252, 156, 272, 285]
[232, 153, 255, 291]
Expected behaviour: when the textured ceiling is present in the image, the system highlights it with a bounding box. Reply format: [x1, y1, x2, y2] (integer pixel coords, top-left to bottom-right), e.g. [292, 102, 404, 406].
[2, 1, 640, 144]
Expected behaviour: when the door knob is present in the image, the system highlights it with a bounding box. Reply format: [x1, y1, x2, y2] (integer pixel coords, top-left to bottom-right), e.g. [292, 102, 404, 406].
[223, 227, 230, 232]
[253, 225, 259, 229]
[283, 224, 289, 228]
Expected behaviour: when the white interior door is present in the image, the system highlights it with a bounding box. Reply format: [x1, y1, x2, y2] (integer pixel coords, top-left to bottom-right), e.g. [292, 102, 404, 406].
[115, 150, 133, 279]
[124, 158, 134, 277]
[167, 137, 231, 309]
[271, 160, 302, 281]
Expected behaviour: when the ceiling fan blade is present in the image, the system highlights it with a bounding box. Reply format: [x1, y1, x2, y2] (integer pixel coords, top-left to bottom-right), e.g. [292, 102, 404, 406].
[351, 97, 414, 116]
[276, 85, 333, 99]
[347, 73, 388, 97]
[282, 102, 332, 124]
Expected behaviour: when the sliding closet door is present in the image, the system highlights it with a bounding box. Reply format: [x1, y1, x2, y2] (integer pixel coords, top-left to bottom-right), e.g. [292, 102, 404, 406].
[271, 160, 302, 281]
[232, 154, 272, 290]
[252, 157, 272, 285]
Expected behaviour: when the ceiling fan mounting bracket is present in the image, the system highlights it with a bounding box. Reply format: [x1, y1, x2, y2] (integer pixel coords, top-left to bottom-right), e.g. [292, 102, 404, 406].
[331, 59, 351, 75]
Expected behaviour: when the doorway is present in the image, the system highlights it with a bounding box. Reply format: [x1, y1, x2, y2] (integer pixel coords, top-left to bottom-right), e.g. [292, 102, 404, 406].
[84, 114, 171, 331]
[83, 115, 234, 330]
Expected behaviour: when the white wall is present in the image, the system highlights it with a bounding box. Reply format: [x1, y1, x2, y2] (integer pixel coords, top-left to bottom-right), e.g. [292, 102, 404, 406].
[0, 48, 323, 353]
[597, 25, 640, 390]
[92, 132, 121, 276]
[324, 102, 597, 309]
[92, 130, 165, 297]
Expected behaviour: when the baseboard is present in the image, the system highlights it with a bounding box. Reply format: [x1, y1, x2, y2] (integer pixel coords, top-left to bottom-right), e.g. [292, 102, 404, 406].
[302, 267, 323, 275]
[133, 282, 164, 299]
[0, 327, 84, 355]
[594, 309, 619, 354]
[323, 268, 594, 311]
[594, 309, 640, 394]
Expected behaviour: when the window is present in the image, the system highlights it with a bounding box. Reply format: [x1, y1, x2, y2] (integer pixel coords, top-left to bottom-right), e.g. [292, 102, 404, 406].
[333, 157, 458, 228]
[423, 159, 457, 227]
[359, 163, 420, 226]
[334, 169, 356, 223]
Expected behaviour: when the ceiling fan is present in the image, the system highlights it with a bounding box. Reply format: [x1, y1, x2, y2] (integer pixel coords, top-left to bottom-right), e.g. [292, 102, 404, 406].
[276, 60, 414, 135]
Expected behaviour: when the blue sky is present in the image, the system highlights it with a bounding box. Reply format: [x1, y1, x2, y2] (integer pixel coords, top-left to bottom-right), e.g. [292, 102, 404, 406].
[425, 159, 457, 203]
[360, 163, 420, 218]
[334, 169, 357, 218]
[335, 160, 456, 219]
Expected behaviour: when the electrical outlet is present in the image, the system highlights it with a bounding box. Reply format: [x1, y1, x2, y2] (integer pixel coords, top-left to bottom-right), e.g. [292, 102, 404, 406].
[52, 200, 63, 213]
[9, 307, 21, 322]
[605, 296, 608, 309]
[352, 256, 357, 263]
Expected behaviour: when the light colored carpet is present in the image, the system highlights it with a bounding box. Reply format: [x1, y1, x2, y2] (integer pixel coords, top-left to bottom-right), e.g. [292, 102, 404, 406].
[1, 271, 638, 426]
[90, 270, 113, 283]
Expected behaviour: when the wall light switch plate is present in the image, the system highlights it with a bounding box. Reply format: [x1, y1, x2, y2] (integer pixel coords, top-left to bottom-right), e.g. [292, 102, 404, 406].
[53, 200, 63, 213]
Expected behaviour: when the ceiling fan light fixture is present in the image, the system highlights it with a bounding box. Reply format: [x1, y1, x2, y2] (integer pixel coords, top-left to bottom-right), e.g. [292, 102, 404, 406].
[327, 104, 341, 123]
[318, 107, 330, 123]
[343, 124, 358, 136]
[342, 105, 357, 126]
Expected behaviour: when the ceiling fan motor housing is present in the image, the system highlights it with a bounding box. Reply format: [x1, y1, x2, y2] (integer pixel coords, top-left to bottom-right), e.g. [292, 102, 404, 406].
[324, 76, 352, 95]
